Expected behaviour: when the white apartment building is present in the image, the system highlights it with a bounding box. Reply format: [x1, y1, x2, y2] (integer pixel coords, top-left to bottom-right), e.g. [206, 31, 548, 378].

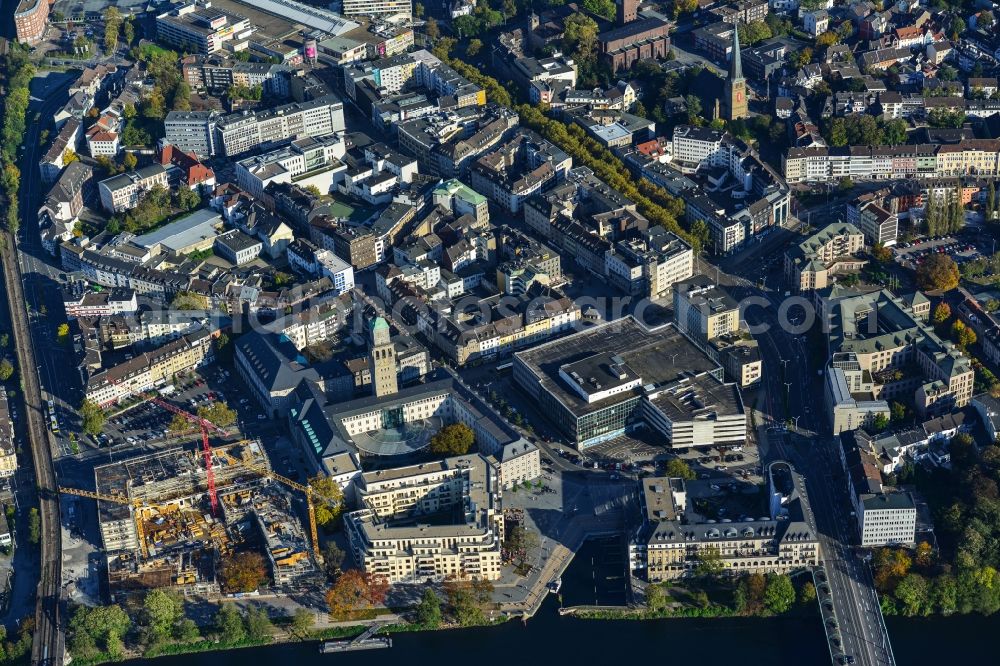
[671, 125, 726, 171]
[859, 493, 917, 546]
[487, 441, 542, 490]
[847, 198, 899, 247]
[165, 110, 217, 158]
[216, 95, 346, 157]
[87, 126, 120, 157]
[156, 2, 253, 55]
[63, 288, 138, 319]
[98, 164, 170, 213]
[214, 229, 262, 266]
[605, 230, 694, 300]
[345, 454, 503, 583]
[235, 133, 346, 199]
[339, 0, 412, 19]
[318, 250, 355, 294]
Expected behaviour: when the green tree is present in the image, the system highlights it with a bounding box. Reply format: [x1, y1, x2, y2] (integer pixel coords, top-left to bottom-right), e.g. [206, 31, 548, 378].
[763, 574, 795, 614]
[123, 152, 137, 170]
[738, 19, 772, 46]
[243, 606, 273, 640]
[430, 423, 475, 456]
[290, 609, 314, 637]
[895, 573, 930, 616]
[932, 302, 952, 323]
[123, 19, 135, 47]
[690, 219, 711, 252]
[310, 474, 345, 528]
[890, 401, 907, 423]
[197, 402, 237, 428]
[170, 291, 209, 310]
[0, 359, 13, 382]
[173, 617, 200, 642]
[142, 589, 181, 643]
[799, 580, 817, 605]
[646, 583, 668, 610]
[665, 458, 697, 480]
[175, 186, 202, 211]
[143, 88, 167, 120]
[214, 603, 246, 642]
[873, 413, 890, 432]
[466, 38, 484, 57]
[950, 320, 977, 351]
[103, 8, 121, 53]
[80, 399, 106, 437]
[69, 604, 131, 658]
[883, 119, 907, 144]
[583, 0, 616, 19]
[505, 523, 540, 567]
[563, 14, 599, 66]
[172, 81, 192, 111]
[425, 17, 440, 41]
[220, 552, 268, 593]
[415, 588, 443, 628]
[28, 508, 40, 545]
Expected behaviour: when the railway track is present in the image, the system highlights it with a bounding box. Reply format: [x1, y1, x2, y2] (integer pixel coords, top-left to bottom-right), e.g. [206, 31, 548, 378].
[0, 234, 63, 666]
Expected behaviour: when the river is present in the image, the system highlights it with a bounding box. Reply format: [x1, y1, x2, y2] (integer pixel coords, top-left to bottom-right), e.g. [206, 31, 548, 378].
[129, 539, 992, 666]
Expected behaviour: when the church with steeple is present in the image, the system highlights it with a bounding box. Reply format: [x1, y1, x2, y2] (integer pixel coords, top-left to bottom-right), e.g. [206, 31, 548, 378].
[723, 26, 748, 121]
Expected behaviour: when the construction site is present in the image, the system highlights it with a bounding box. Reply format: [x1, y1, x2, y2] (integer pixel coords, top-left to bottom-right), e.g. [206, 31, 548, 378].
[76, 440, 319, 599]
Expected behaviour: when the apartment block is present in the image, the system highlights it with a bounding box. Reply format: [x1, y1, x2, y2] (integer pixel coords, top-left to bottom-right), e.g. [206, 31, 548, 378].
[784, 222, 867, 292]
[338, 0, 412, 19]
[156, 2, 253, 55]
[235, 134, 346, 199]
[673, 275, 741, 342]
[630, 463, 819, 582]
[784, 139, 1000, 184]
[14, 0, 48, 44]
[846, 193, 899, 247]
[165, 111, 218, 158]
[345, 454, 503, 583]
[824, 288, 974, 424]
[215, 95, 345, 157]
[98, 165, 171, 213]
[605, 228, 694, 299]
[85, 330, 216, 406]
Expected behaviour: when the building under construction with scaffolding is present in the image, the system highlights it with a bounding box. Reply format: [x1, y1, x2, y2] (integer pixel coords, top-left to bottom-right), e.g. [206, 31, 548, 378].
[93, 440, 317, 598]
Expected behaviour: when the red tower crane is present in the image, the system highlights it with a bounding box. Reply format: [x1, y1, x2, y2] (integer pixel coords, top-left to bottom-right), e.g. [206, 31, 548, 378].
[153, 398, 228, 515]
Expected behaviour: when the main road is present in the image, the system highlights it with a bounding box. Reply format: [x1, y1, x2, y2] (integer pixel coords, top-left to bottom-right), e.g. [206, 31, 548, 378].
[717, 233, 895, 666]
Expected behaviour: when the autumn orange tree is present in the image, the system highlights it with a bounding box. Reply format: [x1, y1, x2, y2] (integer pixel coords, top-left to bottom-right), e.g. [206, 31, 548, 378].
[873, 547, 912, 592]
[221, 552, 268, 593]
[325, 570, 389, 619]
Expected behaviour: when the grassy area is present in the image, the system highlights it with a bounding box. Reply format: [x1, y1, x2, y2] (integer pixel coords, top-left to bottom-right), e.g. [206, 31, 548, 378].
[143, 636, 274, 659]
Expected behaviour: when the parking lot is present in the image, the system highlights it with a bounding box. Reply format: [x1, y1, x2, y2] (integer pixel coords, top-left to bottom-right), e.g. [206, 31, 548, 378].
[94, 364, 264, 452]
[893, 234, 983, 270]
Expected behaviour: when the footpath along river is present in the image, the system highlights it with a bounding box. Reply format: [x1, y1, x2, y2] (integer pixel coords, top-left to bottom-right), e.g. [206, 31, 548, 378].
[129, 539, 991, 665]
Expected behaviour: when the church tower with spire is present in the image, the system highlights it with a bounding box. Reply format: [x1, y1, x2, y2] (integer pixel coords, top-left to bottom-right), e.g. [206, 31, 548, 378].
[723, 25, 748, 120]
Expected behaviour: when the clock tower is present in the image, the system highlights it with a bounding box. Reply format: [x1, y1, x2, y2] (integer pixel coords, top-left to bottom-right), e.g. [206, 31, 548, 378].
[724, 25, 749, 121]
